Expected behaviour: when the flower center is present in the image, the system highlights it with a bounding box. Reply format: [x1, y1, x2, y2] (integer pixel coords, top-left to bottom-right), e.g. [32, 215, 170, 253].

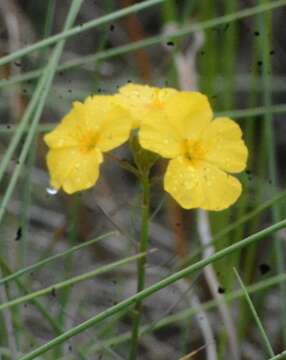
[79, 133, 98, 153]
[149, 90, 164, 109]
[184, 139, 206, 161]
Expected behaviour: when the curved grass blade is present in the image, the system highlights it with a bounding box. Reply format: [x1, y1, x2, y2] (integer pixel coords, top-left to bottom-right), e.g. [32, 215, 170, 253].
[233, 268, 274, 357]
[2, 103, 286, 136]
[1, 0, 286, 88]
[0, 0, 84, 226]
[0, 251, 150, 312]
[269, 351, 286, 360]
[0, 0, 164, 67]
[85, 272, 286, 354]
[19, 217, 286, 360]
[0, 231, 116, 286]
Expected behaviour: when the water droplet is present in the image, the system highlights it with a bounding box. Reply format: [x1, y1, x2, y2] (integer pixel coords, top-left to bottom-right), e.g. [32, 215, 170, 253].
[46, 187, 58, 195]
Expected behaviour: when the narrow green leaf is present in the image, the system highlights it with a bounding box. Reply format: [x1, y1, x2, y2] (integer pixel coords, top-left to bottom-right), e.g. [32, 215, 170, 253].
[0, 232, 116, 286]
[233, 268, 274, 357]
[19, 218, 286, 360]
[0, 0, 165, 67]
[1, 1, 286, 88]
[0, 251, 149, 312]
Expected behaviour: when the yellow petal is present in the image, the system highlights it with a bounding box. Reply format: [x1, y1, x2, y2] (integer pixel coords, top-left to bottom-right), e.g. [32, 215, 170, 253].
[44, 95, 132, 153]
[47, 147, 103, 194]
[139, 109, 185, 158]
[164, 92, 213, 140]
[138, 91, 213, 159]
[164, 157, 242, 210]
[91, 97, 133, 152]
[116, 83, 177, 127]
[44, 110, 83, 149]
[200, 117, 248, 173]
[44, 97, 103, 149]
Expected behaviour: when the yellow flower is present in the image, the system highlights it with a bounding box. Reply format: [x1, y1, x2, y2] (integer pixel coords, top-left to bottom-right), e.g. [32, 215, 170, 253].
[139, 91, 248, 210]
[44, 96, 132, 194]
[115, 83, 177, 128]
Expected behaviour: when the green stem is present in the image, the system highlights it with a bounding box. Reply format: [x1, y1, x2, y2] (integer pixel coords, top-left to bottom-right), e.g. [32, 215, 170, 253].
[129, 174, 150, 360]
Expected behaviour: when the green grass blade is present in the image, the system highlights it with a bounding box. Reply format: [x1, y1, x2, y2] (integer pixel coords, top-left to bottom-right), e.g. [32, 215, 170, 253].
[233, 267, 274, 357]
[181, 190, 286, 266]
[258, 0, 286, 345]
[0, 251, 149, 312]
[0, 257, 62, 334]
[212, 190, 286, 243]
[0, 0, 84, 226]
[216, 103, 286, 119]
[269, 351, 286, 360]
[18, 217, 286, 360]
[87, 272, 286, 354]
[0, 0, 164, 67]
[43, 0, 56, 39]
[2, 103, 286, 136]
[0, 73, 48, 185]
[1, 0, 286, 88]
[0, 231, 116, 286]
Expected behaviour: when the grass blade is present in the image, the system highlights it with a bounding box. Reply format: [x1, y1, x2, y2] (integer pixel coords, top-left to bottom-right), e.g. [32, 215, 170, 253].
[0, 0, 164, 67]
[233, 267, 274, 357]
[258, 0, 286, 345]
[19, 217, 286, 360]
[0, 0, 84, 226]
[0, 231, 116, 286]
[1, 1, 286, 88]
[0, 251, 150, 312]
[85, 272, 286, 354]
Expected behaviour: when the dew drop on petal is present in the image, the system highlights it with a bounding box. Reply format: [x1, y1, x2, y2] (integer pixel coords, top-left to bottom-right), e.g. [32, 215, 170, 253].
[46, 187, 58, 195]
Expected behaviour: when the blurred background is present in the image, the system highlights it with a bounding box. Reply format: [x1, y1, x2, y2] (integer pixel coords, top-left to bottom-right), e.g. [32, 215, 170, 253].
[0, 0, 286, 359]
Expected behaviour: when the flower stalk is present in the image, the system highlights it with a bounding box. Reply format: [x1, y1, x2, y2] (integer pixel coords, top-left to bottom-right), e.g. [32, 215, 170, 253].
[129, 171, 150, 360]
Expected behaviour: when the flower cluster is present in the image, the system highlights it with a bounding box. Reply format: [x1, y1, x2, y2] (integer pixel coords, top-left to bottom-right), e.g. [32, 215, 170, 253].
[44, 83, 248, 210]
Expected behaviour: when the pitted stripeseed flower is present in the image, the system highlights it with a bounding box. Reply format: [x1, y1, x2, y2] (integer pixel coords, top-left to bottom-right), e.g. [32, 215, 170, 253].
[139, 91, 248, 210]
[44, 96, 133, 194]
[115, 83, 177, 128]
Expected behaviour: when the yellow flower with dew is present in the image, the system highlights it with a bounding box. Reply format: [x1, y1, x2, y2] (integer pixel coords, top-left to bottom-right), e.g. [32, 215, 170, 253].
[139, 91, 248, 210]
[44, 96, 133, 194]
[115, 83, 177, 128]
